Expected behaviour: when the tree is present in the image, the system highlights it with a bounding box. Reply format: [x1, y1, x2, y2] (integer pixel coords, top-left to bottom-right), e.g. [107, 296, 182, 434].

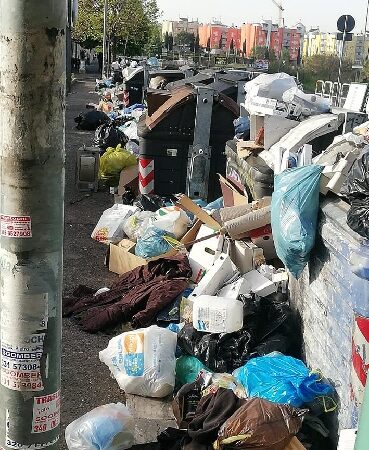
[168, 33, 174, 51]
[144, 23, 162, 57]
[230, 39, 234, 54]
[195, 33, 200, 53]
[219, 36, 222, 50]
[176, 31, 194, 46]
[189, 33, 195, 52]
[242, 40, 247, 56]
[206, 37, 211, 52]
[164, 31, 170, 50]
[73, 0, 160, 57]
[252, 45, 268, 59]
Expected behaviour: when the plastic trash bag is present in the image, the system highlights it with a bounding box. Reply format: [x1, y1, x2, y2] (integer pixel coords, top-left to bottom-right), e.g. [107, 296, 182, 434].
[123, 211, 156, 242]
[343, 151, 369, 239]
[75, 110, 110, 131]
[99, 326, 177, 398]
[135, 226, 175, 259]
[271, 165, 323, 279]
[91, 204, 138, 244]
[176, 356, 210, 386]
[155, 207, 190, 239]
[282, 87, 331, 116]
[216, 397, 306, 450]
[233, 353, 334, 408]
[99, 144, 137, 187]
[244, 72, 297, 102]
[234, 117, 250, 139]
[119, 121, 138, 141]
[133, 194, 169, 212]
[65, 403, 134, 450]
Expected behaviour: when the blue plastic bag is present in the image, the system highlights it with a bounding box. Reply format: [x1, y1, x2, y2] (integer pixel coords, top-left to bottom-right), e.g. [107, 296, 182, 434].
[176, 355, 210, 386]
[233, 353, 333, 408]
[135, 226, 174, 259]
[271, 165, 323, 279]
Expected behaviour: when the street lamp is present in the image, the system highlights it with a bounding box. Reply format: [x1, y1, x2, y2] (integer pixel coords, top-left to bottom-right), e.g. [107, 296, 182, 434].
[102, 0, 108, 77]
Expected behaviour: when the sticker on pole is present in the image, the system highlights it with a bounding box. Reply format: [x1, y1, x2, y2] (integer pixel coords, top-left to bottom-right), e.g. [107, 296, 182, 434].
[1, 293, 48, 392]
[32, 391, 61, 434]
[1, 215, 32, 238]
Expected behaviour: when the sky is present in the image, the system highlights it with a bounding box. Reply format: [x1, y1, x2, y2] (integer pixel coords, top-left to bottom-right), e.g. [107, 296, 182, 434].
[157, 0, 368, 33]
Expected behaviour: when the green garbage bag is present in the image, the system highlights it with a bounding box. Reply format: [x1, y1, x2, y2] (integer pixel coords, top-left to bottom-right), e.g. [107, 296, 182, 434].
[99, 144, 137, 187]
[176, 355, 210, 386]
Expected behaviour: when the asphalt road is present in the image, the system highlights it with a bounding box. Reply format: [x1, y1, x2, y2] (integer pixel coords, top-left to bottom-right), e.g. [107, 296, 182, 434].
[61, 72, 122, 448]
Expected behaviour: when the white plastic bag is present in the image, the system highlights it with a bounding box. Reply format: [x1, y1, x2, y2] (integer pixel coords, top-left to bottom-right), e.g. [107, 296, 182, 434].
[99, 325, 177, 398]
[91, 204, 138, 244]
[154, 206, 190, 239]
[282, 87, 331, 115]
[123, 211, 156, 242]
[245, 72, 297, 102]
[65, 403, 134, 450]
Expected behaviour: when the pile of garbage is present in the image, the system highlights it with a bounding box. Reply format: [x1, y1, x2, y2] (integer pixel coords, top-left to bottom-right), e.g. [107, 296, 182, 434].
[64, 189, 336, 449]
[64, 71, 369, 449]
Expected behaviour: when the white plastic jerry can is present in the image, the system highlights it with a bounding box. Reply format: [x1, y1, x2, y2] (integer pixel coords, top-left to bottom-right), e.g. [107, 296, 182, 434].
[192, 295, 244, 334]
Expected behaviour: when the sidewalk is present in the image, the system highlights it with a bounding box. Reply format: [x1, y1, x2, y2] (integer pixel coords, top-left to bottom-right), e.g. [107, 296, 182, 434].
[61, 74, 121, 449]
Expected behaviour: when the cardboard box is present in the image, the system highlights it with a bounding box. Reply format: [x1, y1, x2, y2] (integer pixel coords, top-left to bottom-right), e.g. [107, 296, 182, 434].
[249, 224, 277, 261]
[118, 165, 139, 196]
[108, 222, 201, 275]
[227, 239, 265, 274]
[188, 225, 225, 283]
[219, 175, 248, 207]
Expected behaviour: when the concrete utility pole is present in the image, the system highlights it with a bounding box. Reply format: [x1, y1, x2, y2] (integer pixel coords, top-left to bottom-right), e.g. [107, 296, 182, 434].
[103, 0, 108, 77]
[0, 1, 65, 449]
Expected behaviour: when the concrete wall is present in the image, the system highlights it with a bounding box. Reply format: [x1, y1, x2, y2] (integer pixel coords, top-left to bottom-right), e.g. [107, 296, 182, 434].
[289, 198, 369, 440]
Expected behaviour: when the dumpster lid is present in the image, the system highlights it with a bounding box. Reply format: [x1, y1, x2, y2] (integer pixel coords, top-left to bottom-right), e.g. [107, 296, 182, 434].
[145, 85, 239, 130]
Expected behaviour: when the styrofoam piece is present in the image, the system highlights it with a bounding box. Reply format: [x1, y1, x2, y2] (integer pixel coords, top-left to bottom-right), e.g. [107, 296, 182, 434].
[189, 254, 235, 300]
[218, 277, 249, 299]
[193, 295, 244, 333]
[188, 225, 225, 283]
[241, 270, 277, 297]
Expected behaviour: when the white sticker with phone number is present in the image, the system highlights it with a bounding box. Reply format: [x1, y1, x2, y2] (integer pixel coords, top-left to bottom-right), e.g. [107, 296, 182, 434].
[32, 391, 61, 434]
[1, 294, 48, 392]
[1, 215, 32, 238]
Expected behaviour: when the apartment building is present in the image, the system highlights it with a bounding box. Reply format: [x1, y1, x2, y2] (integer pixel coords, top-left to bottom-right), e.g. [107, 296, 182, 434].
[303, 30, 338, 58]
[162, 18, 199, 39]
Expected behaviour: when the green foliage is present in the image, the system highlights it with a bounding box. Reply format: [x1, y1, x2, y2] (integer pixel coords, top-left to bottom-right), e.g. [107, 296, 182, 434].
[176, 31, 195, 46]
[144, 23, 162, 57]
[298, 54, 354, 92]
[73, 0, 159, 56]
[252, 45, 268, 59]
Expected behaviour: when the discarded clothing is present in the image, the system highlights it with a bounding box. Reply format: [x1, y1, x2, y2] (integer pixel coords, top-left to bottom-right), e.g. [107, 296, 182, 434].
[188, 388, 246, 445]
[216, 397, 306, 450]
[63, 255, 191, 333]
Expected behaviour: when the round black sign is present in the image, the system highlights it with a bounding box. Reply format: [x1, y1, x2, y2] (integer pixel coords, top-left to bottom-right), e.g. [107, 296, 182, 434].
[337, 15, 355, 33]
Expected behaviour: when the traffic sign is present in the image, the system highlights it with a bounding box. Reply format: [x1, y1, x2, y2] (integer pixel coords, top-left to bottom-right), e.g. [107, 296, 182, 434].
[337, 15, 355, 33]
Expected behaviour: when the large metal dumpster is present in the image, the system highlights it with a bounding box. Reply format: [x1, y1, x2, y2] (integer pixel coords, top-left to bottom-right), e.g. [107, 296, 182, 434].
[289, 197, 369, 441]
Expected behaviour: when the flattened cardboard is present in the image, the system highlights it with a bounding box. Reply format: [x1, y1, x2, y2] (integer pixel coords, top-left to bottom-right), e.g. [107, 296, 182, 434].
[219, 175, 249, 207]
[177, 195, 222, 231]
[108, 221, 202, 276]
[118, 164, 139, 196]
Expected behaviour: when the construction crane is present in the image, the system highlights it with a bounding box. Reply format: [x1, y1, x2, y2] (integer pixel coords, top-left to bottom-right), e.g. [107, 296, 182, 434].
[271, 0, 285, 28]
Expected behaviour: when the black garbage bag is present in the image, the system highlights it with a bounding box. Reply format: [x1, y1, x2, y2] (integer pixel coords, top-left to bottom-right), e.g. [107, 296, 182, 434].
[178, 324, 253, 373]
[342, 151, 369, 238]
[94, 122, 129, 152]
[177, 293, 295, 372]
[74, 110, 110, 131]
[133, 194, 176, 212]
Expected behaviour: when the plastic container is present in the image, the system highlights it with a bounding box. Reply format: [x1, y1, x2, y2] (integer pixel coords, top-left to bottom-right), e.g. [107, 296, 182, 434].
[192, 295, 244, 334]
[65, 403, 134, 450]
[99, 325, 177, 398]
